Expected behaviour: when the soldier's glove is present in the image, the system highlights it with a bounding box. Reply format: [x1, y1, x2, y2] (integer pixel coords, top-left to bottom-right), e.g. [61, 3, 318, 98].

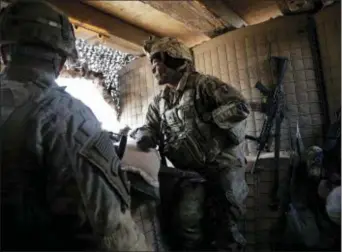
[136, 136, 155, 152]
[119, 125, 131, 136]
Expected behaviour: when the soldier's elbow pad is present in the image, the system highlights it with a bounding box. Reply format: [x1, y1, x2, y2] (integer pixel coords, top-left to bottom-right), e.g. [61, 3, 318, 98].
[212, 102, 250, 128]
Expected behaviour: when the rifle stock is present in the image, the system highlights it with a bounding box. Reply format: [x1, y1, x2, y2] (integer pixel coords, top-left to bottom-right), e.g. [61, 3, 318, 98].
[255, 81, 271, 96]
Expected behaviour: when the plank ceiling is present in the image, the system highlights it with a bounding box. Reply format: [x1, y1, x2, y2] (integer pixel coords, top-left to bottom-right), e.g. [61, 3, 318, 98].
[1, 0, 324, 55]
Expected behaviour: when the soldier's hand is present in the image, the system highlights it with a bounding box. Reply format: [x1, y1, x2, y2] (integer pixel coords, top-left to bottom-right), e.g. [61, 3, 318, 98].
[136, 136, 155, 152]
[119, 125, 131, 136]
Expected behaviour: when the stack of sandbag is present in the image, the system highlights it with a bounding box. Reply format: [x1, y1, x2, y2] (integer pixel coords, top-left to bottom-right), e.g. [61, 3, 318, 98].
[120, 138, 168, 252]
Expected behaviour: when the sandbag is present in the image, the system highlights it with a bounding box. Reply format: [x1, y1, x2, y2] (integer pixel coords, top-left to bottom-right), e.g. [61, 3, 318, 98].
[121, 138, 160, 188]
[130, 194, 168, 252]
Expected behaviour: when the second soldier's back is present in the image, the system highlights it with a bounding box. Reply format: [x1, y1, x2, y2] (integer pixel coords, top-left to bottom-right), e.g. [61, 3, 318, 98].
[0, 1, 150, 251]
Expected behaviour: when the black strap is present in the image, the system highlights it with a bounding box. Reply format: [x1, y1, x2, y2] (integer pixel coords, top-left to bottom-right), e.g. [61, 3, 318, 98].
[1, 100, 39, 151]
[159, 133, 167, 167]
[116, 135, 127, 160]
[159, 120, 167, 167]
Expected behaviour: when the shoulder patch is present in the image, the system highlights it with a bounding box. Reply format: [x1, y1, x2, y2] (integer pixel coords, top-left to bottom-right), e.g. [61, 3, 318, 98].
[79, 131, 130, 206]
[79, 131, 118, 175]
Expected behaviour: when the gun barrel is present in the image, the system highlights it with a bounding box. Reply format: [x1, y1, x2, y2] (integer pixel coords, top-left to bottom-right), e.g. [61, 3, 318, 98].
[272, 56, 288, 84]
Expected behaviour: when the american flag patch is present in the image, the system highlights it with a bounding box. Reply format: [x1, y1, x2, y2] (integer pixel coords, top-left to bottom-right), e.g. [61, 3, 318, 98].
[94, 132, 112, 162]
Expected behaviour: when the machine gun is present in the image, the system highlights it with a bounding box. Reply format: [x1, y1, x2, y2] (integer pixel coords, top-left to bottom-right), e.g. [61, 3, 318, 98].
[246, 56, 288, 175]
[246, 56, 288, 210]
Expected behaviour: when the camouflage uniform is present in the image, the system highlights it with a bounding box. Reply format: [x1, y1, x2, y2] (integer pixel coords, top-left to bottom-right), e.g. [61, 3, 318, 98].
[0, 1, 149, 251]
[136, 37, 250, 250]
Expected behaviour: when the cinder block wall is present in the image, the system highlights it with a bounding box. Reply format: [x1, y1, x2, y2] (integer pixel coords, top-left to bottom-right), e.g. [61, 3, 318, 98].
[119, 57, 161, 130]
[243, 156, 290, 251]
[315, 4, 341, 120]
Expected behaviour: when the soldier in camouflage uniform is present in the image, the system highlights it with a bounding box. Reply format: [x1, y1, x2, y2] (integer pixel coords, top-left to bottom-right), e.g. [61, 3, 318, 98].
[0, 1, 150, 251]
[134, 36, 250, 251]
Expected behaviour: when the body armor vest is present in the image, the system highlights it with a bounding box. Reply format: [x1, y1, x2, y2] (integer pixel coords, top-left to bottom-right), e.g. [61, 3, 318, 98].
[158, 76, 234, 169]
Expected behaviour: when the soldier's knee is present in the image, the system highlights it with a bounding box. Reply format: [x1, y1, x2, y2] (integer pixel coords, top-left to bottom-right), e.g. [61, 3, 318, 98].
[177, 183, 205, 224]
[218, 169, 248, 201]
[178, 206, 203, 225]
[179, 180, 205, 200]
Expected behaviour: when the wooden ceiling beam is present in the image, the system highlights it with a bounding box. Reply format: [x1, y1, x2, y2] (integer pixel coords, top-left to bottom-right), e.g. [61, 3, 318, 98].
[45, 0, 157, 54]
[141, 0, 233, 37]
[197, 0, 247, 29]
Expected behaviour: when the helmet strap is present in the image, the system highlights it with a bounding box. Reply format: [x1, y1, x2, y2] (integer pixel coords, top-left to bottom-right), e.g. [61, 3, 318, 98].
[160, 51, 165, 63]
[176, 60, 195, 73]
[176, 62, 187, 72]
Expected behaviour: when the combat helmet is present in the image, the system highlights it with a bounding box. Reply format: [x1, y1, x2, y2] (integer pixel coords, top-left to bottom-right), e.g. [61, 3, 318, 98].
[0, 0, 77, 60]
[143, 36, 193, 63]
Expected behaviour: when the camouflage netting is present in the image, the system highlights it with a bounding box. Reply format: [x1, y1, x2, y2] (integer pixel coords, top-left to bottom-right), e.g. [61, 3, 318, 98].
[61, 39, 136, 120]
